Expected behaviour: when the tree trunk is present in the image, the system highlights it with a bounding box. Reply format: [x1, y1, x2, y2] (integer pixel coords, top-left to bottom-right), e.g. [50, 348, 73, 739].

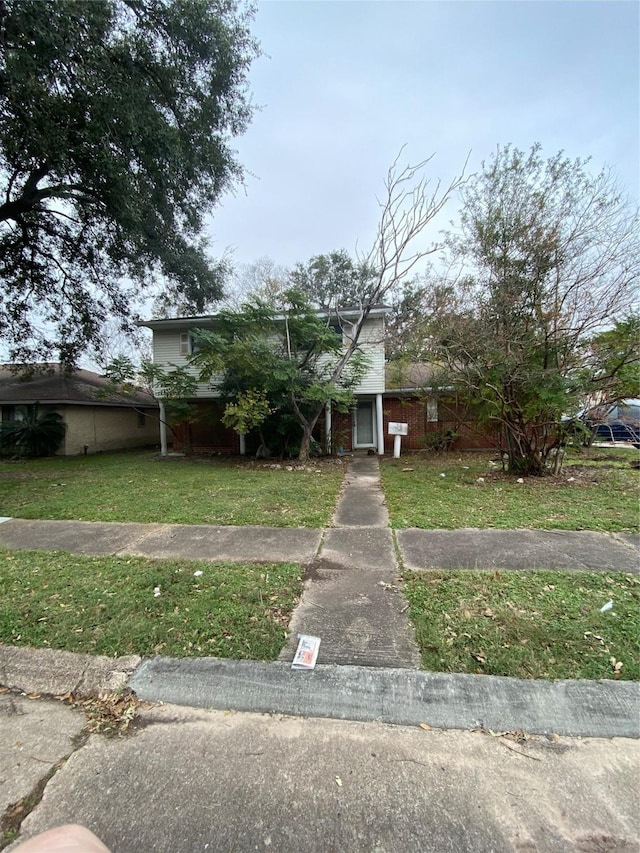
[291, 396, 324, 463]
[504, 418, 546, 476]
[298, 423, 314, 463]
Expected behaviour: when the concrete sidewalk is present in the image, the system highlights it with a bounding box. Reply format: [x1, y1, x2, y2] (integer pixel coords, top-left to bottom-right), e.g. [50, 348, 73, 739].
[1, 448, 640, 852]
[0, 517, 637, 572]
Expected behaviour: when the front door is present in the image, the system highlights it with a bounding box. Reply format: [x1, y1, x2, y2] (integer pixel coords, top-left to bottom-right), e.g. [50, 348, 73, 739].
[354, 400, 375, 448]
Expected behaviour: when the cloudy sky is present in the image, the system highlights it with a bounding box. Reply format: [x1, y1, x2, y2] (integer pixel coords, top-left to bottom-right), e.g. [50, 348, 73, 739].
[207, 0, 639, 273]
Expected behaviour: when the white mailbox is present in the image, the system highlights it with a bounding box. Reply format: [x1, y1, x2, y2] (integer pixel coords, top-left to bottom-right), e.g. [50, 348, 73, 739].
[388, 422, 408, 457]
[388, 422, 408, 436]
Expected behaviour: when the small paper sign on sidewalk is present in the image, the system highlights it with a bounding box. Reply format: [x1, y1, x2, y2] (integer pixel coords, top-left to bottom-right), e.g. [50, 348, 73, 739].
[291, 634, 321, 670]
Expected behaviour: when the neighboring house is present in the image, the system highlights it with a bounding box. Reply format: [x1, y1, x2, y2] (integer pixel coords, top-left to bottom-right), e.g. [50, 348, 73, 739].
[140, 308, 497, 455]
[0, 364, 159, 455]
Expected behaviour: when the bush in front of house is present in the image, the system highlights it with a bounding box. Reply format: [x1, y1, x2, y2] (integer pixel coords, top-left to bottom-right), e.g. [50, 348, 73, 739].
[0, 405, 66, 457]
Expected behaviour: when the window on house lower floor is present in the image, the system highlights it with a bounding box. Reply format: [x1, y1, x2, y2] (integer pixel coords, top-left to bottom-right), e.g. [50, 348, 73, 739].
[1, 405, 27, 422]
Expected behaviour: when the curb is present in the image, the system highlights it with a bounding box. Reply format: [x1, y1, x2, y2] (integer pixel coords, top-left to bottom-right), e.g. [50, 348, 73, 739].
[0, 645, 141, 697]
[2, 645, 638, 740]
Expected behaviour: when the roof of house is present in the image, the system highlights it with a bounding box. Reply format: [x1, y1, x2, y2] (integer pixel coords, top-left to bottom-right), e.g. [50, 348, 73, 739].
[0, 364, 158, 408]
[385, 361, 443, 392]
[139, 304, 391, 331]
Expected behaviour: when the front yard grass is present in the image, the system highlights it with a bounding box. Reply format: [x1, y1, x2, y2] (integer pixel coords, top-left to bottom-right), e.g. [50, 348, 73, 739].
[0, 549, 302, 660]
[403, 569, 639, 680]
[381, 447, 639, 531]
[0, 452, 344, 527]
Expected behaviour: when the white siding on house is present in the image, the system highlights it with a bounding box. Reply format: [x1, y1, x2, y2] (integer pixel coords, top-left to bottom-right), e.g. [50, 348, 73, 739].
[152, 328, 223, 398]
[354, 315, 385, 393]
[354, 343, 385, 394]
[150, 312, 387, 398]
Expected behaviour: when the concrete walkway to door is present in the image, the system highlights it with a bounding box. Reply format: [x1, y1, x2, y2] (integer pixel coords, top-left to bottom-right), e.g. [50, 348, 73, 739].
[278, 455, 422, 669]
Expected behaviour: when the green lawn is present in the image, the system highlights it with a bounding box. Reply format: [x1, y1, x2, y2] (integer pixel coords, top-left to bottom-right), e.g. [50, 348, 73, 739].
[0, 548, 302, 660]
[403, 569, 640, 680]
[381, 448, 639, 531]
[0, 452, 344, 527]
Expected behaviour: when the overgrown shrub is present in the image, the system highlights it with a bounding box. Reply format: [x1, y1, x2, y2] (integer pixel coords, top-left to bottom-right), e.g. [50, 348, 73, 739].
[421, 428, 458, 453]
[0, 406, 66, 457]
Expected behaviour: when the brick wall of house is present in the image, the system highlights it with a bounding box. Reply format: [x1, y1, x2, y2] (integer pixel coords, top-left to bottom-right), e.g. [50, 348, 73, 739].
[329, 396, 498, 454]
[170, 401, 240, 454]
[382, 396, 497, 452]
[170, 396, 499, 456]
[330, 410, 353, 453]
[381, 397, 429, 450]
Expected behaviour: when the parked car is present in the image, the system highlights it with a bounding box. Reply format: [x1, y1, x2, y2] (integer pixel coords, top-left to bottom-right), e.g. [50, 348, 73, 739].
[584, 400, 640, 444]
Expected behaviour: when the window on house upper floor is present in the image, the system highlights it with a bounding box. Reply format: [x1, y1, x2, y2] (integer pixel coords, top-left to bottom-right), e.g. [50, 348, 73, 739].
[329, 322, 342, 339]
[179, 333, 201, 356]
[329, 321, 356, 344]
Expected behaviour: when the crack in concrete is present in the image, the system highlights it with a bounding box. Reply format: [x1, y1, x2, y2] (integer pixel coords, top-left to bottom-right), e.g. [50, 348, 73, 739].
[0, 730, 88, 851]
[112, 523, 169, 557]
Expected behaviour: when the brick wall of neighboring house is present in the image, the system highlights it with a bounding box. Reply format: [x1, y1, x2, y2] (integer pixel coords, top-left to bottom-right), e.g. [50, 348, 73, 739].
[61, 404, 160, 455]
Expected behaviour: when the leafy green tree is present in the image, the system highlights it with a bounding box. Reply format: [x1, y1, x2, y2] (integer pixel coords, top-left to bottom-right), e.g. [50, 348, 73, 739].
[189, 290, 369, 460]
[0, 405, 66, 457]
[289, 250, 378, 310]
[585, 316, 640, 408]
[434, 144, 639, 475]
[102, 355, 199, 448]
[0, 0, 259, 364]
[221, 389, 273, 447]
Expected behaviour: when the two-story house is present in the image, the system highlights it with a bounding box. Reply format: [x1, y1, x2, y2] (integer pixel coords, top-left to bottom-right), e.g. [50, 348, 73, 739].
[141, 305, 496, 456]
[140, 306, 390, 456]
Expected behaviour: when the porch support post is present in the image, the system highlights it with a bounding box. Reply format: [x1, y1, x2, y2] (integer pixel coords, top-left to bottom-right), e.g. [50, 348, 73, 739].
[239, 433, 246, 456]
[325, 399, 332, 454]
[159, 401, 168, 456]
[376, 393, 384, 455]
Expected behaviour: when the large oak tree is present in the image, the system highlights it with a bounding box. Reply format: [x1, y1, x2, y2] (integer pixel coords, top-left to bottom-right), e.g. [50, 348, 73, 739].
[0, 0, 259, 364]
